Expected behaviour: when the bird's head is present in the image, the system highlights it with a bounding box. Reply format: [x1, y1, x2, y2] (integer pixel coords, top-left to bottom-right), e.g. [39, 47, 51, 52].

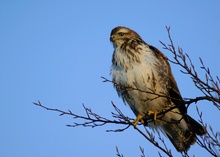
[110, 26, 141, 48]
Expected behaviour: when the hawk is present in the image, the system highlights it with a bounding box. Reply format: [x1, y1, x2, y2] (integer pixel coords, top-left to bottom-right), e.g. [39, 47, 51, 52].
[110, 26, 206, 152]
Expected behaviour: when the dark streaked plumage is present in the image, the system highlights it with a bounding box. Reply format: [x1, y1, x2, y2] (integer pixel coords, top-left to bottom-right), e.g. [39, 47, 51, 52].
[110, 26, 206, 152]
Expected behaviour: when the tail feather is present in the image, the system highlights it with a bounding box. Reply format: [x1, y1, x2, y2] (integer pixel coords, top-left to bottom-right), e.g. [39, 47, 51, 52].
[186, 115, 207, 135]
[164, 115, 206, 152]
[166, 129, 196, 152]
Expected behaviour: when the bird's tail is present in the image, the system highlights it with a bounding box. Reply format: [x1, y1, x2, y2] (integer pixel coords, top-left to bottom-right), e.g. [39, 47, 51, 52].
[165, 115, 206, 152]
[185, 115, 207, 136]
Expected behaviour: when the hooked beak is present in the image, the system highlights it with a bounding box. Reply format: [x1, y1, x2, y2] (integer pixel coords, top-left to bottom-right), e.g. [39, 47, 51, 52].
[110, 35, 115, 42]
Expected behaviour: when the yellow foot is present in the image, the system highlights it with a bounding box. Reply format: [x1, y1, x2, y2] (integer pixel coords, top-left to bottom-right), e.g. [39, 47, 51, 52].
[147, 110, 158, 121]
[132, 114, 145, 127]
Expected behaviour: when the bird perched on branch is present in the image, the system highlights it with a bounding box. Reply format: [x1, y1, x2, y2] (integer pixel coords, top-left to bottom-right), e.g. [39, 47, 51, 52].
[110, 26, 206, 152]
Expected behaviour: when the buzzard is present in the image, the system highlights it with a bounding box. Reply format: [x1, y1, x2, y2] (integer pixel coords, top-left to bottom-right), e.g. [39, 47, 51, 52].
[110, 26, 206, 152]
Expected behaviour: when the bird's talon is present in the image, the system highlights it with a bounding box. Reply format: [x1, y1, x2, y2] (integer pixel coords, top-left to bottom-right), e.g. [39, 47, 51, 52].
[132, 114, 144, 127]
[148, 110, 158, 121]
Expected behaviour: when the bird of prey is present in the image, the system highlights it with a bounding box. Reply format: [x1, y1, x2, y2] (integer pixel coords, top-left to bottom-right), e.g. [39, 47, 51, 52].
[110, 26, 206, 152]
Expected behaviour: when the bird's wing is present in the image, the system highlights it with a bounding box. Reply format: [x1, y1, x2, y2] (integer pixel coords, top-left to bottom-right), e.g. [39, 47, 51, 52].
[149, 45, 186, 114]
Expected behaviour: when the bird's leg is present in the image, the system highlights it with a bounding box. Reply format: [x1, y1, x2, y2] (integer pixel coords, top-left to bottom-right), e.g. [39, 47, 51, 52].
[132, 114, 144, 127]
[148, 110, 158, 121]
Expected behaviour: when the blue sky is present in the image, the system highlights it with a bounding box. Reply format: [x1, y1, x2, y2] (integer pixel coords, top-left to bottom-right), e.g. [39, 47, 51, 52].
[1, 1, 220, 156]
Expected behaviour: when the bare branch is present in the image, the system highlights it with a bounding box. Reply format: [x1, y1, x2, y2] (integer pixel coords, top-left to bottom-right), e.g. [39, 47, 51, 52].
[140, 146, 146, 157]
[159, 27, 220, 110]
[34, 100, 130, 130]
[196, 107, 220, 157]
[34, 100, 175, 156]
[116, 146, 124, 157]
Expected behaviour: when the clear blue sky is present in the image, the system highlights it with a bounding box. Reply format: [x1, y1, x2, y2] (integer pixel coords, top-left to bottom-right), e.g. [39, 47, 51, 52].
[1, 1, 220, 156]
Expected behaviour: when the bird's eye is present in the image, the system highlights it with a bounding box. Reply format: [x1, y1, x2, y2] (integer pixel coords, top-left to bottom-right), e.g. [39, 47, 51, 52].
[118, 33, 124, 36]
